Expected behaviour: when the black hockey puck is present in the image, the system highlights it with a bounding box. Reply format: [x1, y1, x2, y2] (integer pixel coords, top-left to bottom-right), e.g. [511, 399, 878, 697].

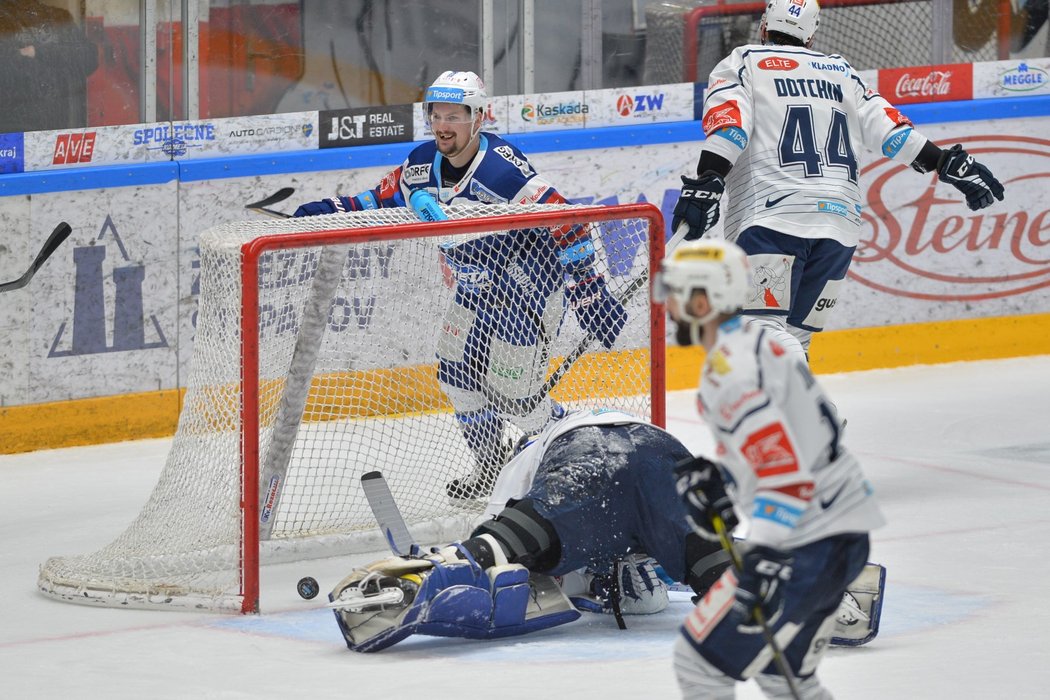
[297, 576, 319, 600]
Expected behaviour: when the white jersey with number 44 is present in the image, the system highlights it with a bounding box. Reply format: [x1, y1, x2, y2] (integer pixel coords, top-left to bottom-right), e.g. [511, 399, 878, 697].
[700, 45, 929, 247]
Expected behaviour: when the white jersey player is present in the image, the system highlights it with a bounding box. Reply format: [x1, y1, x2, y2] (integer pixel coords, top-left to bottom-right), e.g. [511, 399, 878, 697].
[671, 0, 1005, 359]
[659, 238, 885, 698]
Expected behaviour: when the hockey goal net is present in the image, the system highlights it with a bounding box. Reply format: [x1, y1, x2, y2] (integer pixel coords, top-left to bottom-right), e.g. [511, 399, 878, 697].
[644, 0, 1012, 85]
[38, 202, 665, 613]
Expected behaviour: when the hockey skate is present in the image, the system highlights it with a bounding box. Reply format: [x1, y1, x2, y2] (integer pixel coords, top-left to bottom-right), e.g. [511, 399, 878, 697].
[446, 437, 514, 500]
[329, 546, 580, 652]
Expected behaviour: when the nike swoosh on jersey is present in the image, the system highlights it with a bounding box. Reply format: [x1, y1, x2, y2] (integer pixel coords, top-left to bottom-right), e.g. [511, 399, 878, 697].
[821, 482, 847, 509]
[764, 192, 794, 207]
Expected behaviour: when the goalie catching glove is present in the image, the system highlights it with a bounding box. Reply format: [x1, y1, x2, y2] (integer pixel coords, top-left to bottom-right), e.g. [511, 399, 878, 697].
[328, 537, 579, 652]
[936, 144, 1005, 211]
[674, 455, 739, 542]
[671, 171, 725, 241]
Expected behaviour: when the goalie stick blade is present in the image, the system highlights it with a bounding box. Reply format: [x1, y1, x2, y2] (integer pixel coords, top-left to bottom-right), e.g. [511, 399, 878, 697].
[245, 187, 295, 209]
[0, 222, 73, 293]
[360, 471, 414, 556]
[245, 188, 295, 219]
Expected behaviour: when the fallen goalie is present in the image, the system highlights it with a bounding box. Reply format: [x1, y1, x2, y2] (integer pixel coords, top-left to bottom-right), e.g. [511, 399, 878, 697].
[328, 409, 884, 652]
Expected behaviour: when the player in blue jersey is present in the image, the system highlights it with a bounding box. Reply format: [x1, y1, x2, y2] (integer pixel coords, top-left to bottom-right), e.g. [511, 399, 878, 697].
[295, 71, 626, 500]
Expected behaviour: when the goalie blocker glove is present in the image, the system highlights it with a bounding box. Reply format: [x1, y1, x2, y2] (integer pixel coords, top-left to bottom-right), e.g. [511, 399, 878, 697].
[671, 171, 725, 241]
[674, 455, 739, 542]
[936, 144, 1005, 211]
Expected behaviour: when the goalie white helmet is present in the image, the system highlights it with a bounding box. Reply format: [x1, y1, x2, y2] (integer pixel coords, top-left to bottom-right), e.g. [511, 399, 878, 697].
[761, 0, 821, 46]
[658, 239, 750, 325]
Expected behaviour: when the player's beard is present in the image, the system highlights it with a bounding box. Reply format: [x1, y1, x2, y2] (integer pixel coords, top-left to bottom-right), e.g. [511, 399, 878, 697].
[434, 128, 477, 163]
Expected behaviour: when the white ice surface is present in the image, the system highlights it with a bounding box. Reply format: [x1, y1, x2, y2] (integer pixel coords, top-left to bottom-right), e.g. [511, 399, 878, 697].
[2, 356, 1049, 699]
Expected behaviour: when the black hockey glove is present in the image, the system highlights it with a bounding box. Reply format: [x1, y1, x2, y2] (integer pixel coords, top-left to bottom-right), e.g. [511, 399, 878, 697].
[671, 171, 725, 241]
[733, 545, 793, 632]
[937, 144, 1005, 211]
[293, 196, 354, 217]
[567, 276, 627, 349]
[674, 455, 738, 542]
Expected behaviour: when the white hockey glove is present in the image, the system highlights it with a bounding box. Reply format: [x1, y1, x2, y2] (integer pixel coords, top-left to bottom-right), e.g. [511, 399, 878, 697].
[671, 171, 725, 240]
[937, 144, 1005, 211]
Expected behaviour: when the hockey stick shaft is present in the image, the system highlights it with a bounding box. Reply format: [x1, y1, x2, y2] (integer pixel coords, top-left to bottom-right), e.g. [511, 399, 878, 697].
[0, 222, 72, 293]
[483, 271, 649, 419]
[712, 514, 801, 700]
[665, 221, 690, 256]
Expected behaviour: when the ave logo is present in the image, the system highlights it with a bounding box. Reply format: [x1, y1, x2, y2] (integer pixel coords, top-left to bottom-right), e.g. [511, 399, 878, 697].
[53, 132, 97, 165]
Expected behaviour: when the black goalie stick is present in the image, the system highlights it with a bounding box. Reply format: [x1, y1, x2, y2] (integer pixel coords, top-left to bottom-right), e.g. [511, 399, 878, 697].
[0, 222, 72, 294]
[245, 187, 295, 219]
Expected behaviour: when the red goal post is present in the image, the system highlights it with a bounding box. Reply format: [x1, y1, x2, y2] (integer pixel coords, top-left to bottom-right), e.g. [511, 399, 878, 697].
[39, 201, 667, 614]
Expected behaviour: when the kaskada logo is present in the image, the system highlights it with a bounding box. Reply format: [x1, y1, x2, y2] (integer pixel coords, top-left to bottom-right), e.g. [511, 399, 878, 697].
[853, 134, 1046, 301]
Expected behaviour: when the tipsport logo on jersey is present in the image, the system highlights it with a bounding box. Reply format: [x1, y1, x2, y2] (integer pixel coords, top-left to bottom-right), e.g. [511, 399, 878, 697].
[852, 133, 1049, 302]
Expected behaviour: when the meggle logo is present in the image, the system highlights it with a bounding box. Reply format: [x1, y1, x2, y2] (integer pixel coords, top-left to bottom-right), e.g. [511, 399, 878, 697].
[999, 62, 1048, 92]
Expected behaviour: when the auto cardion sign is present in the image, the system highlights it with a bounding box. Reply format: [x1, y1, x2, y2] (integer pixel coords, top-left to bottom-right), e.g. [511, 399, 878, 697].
[851, 134, 1049, 302]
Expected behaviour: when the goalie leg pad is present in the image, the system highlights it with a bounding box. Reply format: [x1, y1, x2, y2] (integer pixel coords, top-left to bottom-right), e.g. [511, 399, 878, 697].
[830, 561, 886, 646]
[331, 555, 580, 652]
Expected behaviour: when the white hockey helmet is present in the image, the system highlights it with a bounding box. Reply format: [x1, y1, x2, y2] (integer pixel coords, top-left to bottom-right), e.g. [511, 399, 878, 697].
[658, 239, 750, 325]
[424, 71, 487, 126]
[761, 0, 821, 47]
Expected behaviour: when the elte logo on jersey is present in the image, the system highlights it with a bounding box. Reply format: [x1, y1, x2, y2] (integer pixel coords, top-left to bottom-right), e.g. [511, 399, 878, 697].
[758, 57, 799, 71]
[702, 100, 742, 136]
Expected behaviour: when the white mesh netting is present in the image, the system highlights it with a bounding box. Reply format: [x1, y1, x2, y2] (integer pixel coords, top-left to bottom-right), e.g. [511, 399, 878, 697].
[38, 202, 659, 612]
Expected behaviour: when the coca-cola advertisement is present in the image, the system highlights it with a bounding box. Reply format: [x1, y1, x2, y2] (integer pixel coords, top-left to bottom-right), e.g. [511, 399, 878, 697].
[878, 63, 974, 105]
